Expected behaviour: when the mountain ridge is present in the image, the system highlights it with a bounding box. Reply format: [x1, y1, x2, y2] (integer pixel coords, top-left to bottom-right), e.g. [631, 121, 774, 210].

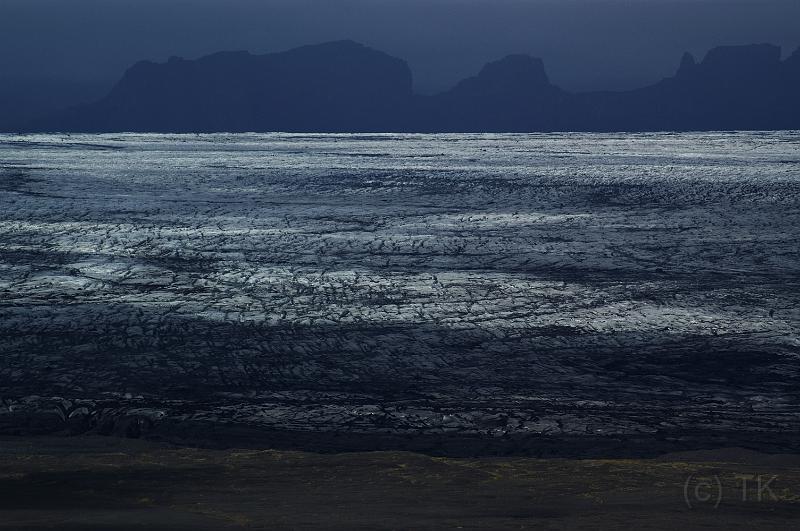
[25, 41, 800, 133]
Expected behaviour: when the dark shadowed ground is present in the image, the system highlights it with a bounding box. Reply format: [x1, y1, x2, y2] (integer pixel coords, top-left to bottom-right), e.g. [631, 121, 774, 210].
[1, 436, 800, 530]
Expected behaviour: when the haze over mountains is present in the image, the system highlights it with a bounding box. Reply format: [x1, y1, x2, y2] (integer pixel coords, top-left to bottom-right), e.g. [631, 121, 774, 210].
[21, 41, 800, 133]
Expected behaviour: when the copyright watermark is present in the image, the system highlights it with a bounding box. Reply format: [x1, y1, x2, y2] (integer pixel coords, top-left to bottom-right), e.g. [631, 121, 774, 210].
[683, 474, 778, 509]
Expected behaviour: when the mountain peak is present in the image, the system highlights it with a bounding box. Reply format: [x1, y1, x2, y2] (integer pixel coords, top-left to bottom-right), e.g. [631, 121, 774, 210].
[477, 54, 550, 88]
[677, 52, 697, 77]
[700, 43, 781, 73]
[26, 41, 800, 133]
[786, 46, 800, 66]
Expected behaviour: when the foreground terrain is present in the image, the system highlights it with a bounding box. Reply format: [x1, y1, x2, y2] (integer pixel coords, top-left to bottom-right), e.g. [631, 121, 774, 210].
[1, 132, 799, 456]
[1, 436, 800, 530]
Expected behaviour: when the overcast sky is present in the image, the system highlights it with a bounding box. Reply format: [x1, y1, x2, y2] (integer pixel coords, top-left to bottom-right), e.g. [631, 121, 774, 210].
[1, 0, 799, 93]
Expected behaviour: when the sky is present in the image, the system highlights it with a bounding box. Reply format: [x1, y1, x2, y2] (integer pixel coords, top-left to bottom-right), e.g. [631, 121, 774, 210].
[1, 0, 799, 94]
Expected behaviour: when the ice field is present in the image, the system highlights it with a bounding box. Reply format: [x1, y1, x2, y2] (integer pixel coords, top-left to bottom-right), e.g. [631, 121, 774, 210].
[1, 132, 798, 455]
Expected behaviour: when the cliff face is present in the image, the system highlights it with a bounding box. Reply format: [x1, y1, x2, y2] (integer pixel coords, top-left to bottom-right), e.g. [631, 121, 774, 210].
[31, 42, 800, 133]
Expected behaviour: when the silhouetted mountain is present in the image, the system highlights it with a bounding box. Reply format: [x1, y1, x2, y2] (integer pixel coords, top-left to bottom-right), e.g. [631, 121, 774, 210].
[580, 43, 799, 131]
[785, 46, 800, 75]
[26, 41, 800, 133]
[780, 46, 800, 127]
[39, 41, 413, 133]
[414, 55, 574, 132]
[0, 79, 110, 132]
